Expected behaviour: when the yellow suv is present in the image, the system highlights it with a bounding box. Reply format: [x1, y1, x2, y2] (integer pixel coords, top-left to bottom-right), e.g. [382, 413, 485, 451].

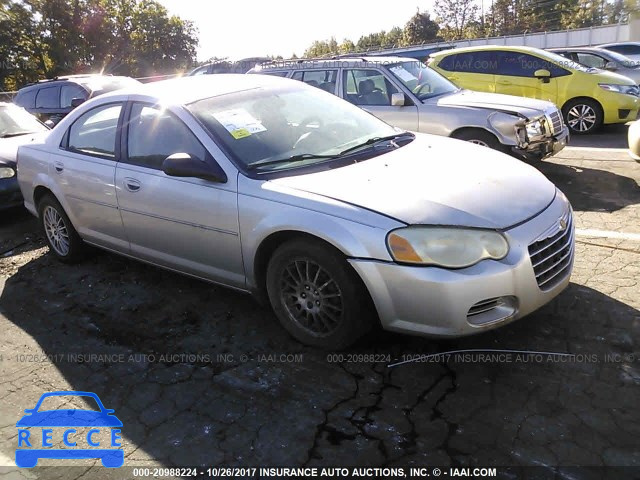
[430, 46, 640, 134]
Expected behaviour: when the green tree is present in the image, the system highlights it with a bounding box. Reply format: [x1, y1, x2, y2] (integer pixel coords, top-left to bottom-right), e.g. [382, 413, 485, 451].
[384, 26, 405, 47]
[434, 0, 480, 40]
[403, 9, 440, 45]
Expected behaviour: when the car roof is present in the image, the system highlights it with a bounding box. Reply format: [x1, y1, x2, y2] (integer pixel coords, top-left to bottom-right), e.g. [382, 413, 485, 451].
[18, 75, 134, 91]
[254, 56, 418, 72]
[100, 73, 300, 105]
[549, 46, 612, 53]
[600, 41, 640, 47]
[430, 45, 553, 57]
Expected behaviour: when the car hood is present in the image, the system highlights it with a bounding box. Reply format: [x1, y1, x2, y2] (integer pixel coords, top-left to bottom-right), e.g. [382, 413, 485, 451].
[591, 69, 638, 85]
[270, 134, 557, 230]
[437, 90, 554, 119]
[0, 132, 48, 166]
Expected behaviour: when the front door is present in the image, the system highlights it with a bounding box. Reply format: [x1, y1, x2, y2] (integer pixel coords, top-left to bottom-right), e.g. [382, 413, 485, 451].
[494, 51, 561, 105]
[114, 102, 244, 287]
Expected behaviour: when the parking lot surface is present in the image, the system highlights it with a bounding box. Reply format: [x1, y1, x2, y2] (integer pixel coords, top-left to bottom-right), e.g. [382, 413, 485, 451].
[0, 131, 638, 477]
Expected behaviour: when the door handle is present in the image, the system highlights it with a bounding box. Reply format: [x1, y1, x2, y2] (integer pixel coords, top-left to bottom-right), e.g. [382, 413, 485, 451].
[53, 161, 64, 173]
[124, 177, 141, 192]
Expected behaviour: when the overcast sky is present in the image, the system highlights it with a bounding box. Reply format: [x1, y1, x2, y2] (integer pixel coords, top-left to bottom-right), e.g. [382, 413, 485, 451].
[158, 0, 438, 60]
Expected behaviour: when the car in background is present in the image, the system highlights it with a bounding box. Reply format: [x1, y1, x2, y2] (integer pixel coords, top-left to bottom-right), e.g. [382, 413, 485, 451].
[599, 42, 640, 62]
[189, 57, 271, 76]
[429, 46, 640, 135]
[17, 74, 574, 348]
[249, 57, 569, 161]
[0, 103, 49, 210]
[628, 119, 640, 161]
[13, 75, 141, 126]
[550, 47, 640, 85]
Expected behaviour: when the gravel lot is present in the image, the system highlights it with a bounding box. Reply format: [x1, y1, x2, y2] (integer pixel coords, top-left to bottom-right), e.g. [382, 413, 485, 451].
[0, 128, 638, 478]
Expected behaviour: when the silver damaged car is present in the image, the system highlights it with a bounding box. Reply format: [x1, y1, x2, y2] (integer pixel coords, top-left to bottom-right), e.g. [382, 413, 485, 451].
[17, 75, 575, 348]
[250, 57, 569, 161]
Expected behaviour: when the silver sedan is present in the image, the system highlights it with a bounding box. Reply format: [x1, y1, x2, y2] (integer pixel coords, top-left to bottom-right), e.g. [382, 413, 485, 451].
[17, 75, 575, 348]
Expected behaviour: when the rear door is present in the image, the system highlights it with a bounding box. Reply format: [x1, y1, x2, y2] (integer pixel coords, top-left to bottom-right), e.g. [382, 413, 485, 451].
[435, 51, 497, 93]
[114, 102, 244, 287]
[291, 69, 338, 94]
[54, 102, 128, 251]
[341, 68, 418, 131]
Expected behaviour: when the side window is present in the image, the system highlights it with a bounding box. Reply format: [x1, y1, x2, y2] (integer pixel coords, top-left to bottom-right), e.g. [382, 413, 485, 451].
[61, 85, 88, 108]
[497, 52, 570, 78]
[67, 103, 123, 158]
[15, 89, 37, 109]
[443, 52, 498, 74]
[437, 54, 458, 71]
[291, 70, 337, 93]
[576, 53, 606, 69]
[35, 87, 60, 109]
[342, 69, 399, 106]
[262, 71, 289, 77]
[126, 103, 207, 170]
[191, 66, 210, 76]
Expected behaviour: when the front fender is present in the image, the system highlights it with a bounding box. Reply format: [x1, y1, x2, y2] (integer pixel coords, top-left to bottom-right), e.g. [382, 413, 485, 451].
[238, 193, 399, 289]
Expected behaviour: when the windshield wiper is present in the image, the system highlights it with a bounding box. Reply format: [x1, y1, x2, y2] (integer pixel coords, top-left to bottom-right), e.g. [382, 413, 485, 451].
[0, 131, 37, 138]
[338, 132, 414, 156]
[246, 153, 337, 171]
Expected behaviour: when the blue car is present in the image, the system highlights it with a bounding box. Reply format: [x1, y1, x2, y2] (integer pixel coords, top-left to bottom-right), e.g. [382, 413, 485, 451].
[16, 391, 123, 468]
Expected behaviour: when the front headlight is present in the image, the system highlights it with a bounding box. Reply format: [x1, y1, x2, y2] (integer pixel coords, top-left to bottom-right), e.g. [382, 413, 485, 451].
[387, 227, 509, 268]
[0, 167, 15, 179]
[599, 83, 640, 96]
[525, 119, 545, 138]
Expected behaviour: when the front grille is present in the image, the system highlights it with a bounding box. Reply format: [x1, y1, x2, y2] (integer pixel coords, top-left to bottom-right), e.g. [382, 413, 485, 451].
[547, 110, 564, 135]
[528, 211, 574, 290]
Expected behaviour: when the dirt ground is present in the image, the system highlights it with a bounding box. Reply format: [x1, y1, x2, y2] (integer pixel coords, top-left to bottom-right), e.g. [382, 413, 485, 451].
[0, 130, 639, 478]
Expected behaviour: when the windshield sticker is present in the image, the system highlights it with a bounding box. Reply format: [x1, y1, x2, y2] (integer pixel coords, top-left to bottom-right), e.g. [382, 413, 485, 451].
[213, 109, 267, 139]
[389, 66, 416, 82]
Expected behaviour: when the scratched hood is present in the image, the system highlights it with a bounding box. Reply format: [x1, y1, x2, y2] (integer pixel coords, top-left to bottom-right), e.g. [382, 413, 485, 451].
[271, 134, 557, 229]
[438, 90, 555, 119]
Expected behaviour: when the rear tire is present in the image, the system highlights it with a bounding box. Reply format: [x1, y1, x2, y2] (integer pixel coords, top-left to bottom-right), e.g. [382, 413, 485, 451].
[266, 239, 374, 349]
[562, 98, 603, 135]
[37, 194, 86, 263]
[452, 129, 501, 150]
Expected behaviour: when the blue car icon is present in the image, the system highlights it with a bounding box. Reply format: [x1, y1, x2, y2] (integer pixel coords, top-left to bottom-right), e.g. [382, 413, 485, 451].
[16, 391, 123, 468]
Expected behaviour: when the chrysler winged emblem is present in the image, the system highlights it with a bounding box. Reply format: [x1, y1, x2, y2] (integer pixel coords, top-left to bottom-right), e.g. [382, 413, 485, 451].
[558, 218, 567, 231]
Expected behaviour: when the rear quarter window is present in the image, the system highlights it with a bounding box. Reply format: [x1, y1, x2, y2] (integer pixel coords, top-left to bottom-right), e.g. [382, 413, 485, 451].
[15, 89, 37, 109]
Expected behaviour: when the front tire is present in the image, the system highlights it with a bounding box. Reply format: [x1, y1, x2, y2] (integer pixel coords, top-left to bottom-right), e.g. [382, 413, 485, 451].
[452, 129, 501, 150]
[562, 98, 603, 135]
[38, 194, 86, 263]
[266, 239, 374, 349]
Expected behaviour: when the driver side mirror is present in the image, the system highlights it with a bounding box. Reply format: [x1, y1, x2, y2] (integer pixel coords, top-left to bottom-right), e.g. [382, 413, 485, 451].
[391, 92, 407, 106]
[604, 61, 618, 71]
[534, 69, 551, 83]
[162, 153, 227, 183]
[70, 97, 85, 108]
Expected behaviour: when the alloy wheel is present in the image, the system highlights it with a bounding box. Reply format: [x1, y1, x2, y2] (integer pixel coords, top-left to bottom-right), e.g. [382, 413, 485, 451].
[43, 206, 70, 256]
[279, 259, 344, 337]
[567, 104, 597, 132]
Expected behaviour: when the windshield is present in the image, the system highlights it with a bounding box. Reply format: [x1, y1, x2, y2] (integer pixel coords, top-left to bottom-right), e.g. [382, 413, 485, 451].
[600, 49, 640, 68]
[0, 105, 47, 137]
[188, 84, 398, 172]
[387, 61, 458, 100]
